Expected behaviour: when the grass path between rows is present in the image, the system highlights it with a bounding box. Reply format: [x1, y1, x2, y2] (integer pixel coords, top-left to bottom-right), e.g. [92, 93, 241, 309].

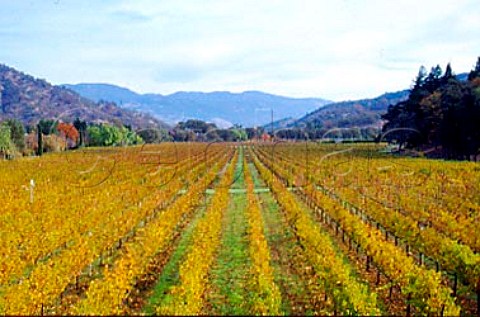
[249, 157, 384, 315]
[248, 161, 324, 315]
[143, 148, 380, 315]
[140, 198, 210, 315]
[203, 147, 255, 315]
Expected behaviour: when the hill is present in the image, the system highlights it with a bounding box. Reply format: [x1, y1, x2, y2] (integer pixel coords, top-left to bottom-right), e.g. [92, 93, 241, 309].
[0, 64, 168, 129]
[291, 90, 411, 129]
[63, 84, 332, 127]
[261, 117, 296, 131]
[291, 72, 469, 129]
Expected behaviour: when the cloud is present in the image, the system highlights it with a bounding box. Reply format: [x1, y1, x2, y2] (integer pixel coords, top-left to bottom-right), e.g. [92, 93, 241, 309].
[110, 9, 153, 23]
[153, 64, 203, 83]
[0, 0, 479, 101]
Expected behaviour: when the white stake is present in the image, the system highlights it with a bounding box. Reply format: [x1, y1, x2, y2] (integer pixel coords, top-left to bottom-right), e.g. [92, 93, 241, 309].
[30, 179, 35, 203]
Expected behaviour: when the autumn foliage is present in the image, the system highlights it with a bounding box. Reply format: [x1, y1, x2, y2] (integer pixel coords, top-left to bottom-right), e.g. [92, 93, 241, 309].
[57, 122, 79, 143]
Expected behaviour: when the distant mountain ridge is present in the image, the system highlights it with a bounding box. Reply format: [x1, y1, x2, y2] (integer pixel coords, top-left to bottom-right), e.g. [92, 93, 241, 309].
[0, 64, 168, 129]
[63, 83, 332, 127]
[61, 83, 143, 106]
[64, 72, 469, 130]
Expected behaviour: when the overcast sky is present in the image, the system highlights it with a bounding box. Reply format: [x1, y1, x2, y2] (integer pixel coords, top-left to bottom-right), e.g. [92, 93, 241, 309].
[1, 0, 479, 101]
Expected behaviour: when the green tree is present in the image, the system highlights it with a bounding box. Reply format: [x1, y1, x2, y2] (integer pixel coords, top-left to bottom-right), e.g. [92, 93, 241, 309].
[137, 128, 171, 143]
[177, 119, 216, 134]
[4, 119, 25, 152]
[37, 119, 58, 135]
[245, 127, 263, 140]
[383, 65, 446, 147]
[216, 129, 235, 141]
[97, 124, 120, 146]
[86, 125, 102, 146]
[230, 128, 247, 141]
[119, 125, 143, 145]
[0, 122, 14, 159]
[96, 124, 117, 146]
[438, 79, 479, 159]
[86, 123, 143, 147]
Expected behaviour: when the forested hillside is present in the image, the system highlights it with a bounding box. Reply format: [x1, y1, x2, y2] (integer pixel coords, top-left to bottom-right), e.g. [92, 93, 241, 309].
[382, 57, 480, 160]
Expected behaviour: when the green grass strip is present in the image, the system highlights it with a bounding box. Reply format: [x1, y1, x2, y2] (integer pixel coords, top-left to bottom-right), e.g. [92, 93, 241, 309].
[142, 201, 209, 315]
[203, 146, 256, 315]
[205, 189, 254, 315]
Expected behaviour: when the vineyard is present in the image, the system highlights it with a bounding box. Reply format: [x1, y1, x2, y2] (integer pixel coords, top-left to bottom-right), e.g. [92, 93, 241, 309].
[0, 142, 479, 316]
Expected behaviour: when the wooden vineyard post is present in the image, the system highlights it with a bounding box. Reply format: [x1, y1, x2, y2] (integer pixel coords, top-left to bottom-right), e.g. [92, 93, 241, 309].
[406, 294, 411, 317]
[477, 282, 480, 317]
[453, 273, 458, 297]
[477, 281, 480, 317]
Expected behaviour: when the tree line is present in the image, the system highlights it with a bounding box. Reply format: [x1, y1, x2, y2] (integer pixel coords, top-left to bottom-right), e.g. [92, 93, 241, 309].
[0, 115, 385, 160]
[382, 57, 480, 160]
[0, 117, 261, 159]
[0, 118, 146, 158]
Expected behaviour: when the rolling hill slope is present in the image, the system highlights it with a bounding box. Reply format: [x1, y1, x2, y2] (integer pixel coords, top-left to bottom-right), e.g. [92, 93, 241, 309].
[0, 64, 168, 129]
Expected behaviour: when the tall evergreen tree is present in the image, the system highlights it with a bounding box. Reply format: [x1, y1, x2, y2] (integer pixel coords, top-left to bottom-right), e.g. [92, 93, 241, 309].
[468, 56, 480, 80]
[73, 118, 87, 147]
[414, 65, 427, 88]
[37, 124, 43, 156]
[441, 63, 455, 85]
[424, 65, 443, 93]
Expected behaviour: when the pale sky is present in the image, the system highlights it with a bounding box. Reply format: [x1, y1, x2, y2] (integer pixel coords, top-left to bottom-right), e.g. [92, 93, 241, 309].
[1, 0, 479, 101]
